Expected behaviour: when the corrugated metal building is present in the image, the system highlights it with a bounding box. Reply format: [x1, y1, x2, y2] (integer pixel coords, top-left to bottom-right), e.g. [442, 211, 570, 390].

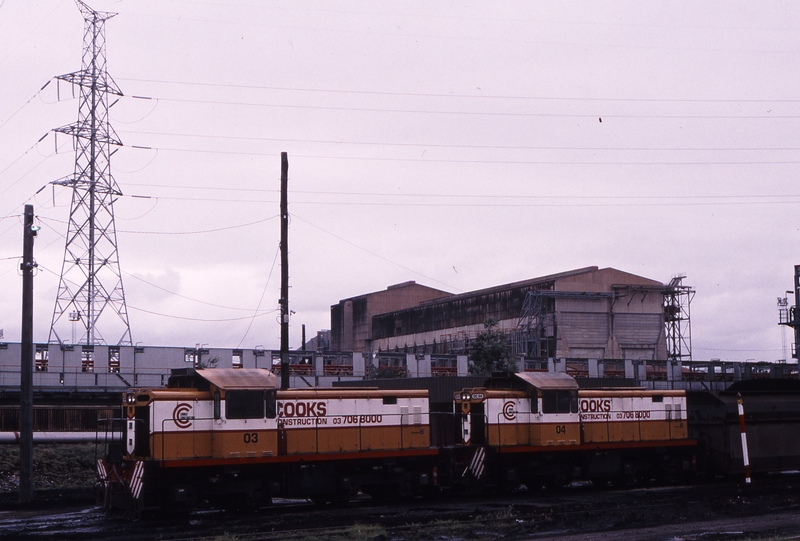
[330, 281, 451, 352]
[333, 267, 669, 361]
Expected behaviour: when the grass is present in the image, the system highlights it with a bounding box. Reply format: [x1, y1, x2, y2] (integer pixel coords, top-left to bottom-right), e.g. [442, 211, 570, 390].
[0, 443, 97, 492]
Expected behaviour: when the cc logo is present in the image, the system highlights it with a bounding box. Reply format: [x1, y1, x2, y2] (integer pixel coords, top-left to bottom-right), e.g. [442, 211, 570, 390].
[173, 402, 193, 429]
[502, 401, 517, 421]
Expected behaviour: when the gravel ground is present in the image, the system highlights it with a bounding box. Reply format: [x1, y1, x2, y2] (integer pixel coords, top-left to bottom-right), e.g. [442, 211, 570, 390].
[2, 446, 799, 541]
[0, 473, 799, 540]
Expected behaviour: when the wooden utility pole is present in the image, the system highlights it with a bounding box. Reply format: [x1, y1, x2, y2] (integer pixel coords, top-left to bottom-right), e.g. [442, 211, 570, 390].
[280, 152, 290, 390]
[20, 204, 36, 503]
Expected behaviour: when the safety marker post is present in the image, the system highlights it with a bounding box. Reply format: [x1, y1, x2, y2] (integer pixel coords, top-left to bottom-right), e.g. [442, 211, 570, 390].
[736, 392, 751, 484]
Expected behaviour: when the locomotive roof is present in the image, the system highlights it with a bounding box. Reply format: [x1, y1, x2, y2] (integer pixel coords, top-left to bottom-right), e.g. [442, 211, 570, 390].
[168, 368, 279, 390]
[514, 372, 580, 390]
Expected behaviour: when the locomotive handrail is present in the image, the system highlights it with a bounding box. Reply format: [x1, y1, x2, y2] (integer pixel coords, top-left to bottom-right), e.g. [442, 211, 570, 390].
[159, 414, 217, 463]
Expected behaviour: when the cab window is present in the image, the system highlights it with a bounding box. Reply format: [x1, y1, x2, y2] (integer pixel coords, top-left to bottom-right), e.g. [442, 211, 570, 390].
[542, 390, 578, 414]
[265, 390, 277, 419]
[226, 390, 264, 419]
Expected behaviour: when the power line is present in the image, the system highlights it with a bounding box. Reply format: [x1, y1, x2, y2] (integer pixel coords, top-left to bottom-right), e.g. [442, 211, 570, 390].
[124, 144, 800, 165]
[119, 94, 800, 120]
[0, 134, 51, 196]
[116, 77, 800, 104]
[292, 213, 462, 293]
[38, 260, 270, 315]
[39, 214, 280, 235]
[0, 81, 51, 132]
[106, 190, 800, 208]
[118, 129, 800, 152]
[124, 272, 274, 313]
[119, 184, 800, 202]
[237, 243, 281, 348]
[127, 304, 278, 322]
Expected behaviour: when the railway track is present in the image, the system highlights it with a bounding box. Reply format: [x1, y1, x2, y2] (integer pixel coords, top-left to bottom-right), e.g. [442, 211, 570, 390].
[2, 475, 799, 540]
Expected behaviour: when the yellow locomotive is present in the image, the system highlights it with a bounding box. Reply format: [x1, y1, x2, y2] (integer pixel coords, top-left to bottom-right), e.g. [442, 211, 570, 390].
[98, 369, 696, 515]
[453, 372, 694, 489]
[100, 368, 436, 515]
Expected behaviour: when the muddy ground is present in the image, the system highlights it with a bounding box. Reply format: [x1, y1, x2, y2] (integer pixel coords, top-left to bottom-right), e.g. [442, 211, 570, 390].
[1, 473, 799, 540]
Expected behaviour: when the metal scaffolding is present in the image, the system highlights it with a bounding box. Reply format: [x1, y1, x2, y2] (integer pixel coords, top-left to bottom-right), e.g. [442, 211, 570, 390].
[49, 1, 131, 346]
[514, 289, 612, 359]
[663, 275, 694, 362]
[778, 265, 800, 360]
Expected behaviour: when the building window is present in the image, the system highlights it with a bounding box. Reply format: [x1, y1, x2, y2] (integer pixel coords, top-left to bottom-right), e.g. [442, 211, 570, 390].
[81, 347, 94, 373]
[35, 346, 48, 372]
[108, 346, 120, 373]
[232, 350, 243, 369]
[184, 349, 197, 366]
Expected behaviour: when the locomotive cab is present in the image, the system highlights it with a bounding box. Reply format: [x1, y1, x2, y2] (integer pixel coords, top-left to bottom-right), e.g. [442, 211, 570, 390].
[455, 372, 581, 447]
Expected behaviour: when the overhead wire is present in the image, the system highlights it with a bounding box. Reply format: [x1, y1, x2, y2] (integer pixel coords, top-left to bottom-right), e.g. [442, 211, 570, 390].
[127, 304, 278, 322]
[118, 129, 800, 152]
[121, 143, 800, 166]
[114, 94, 800, 120]
[34, 218, 273, 314]
[116, 77, 800, 104]
[291, 212, 462, 293]
[39, 214, 280, 235]
[118, 184, 800, 202]
[0, 133, 51, 193]
[0, 80, 51, 132]
[124, 272, 274, 314]
[109, 191, 800, 208]
[37, 260, 275, 321]
[237, 243, 280, 348]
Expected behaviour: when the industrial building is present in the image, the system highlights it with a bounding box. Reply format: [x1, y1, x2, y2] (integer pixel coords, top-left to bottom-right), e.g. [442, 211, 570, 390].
[332, 266, 671, 362]
[330, 281, 451, 352]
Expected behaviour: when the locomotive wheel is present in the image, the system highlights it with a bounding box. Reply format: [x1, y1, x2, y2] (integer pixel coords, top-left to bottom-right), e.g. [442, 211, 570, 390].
[544, 473, 571, 491]
[589, 478, 611, 488]
[363, 484, 400, 503]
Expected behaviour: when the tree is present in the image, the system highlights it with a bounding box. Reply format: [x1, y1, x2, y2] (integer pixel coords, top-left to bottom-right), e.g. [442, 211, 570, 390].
[468, 318, 517, 375]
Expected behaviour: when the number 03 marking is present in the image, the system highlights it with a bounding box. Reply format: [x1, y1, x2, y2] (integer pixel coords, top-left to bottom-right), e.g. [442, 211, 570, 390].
[243, 432, 259, 443]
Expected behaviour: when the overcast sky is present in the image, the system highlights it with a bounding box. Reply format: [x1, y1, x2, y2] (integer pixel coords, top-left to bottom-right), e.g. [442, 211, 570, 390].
[0, 1, 798, 361]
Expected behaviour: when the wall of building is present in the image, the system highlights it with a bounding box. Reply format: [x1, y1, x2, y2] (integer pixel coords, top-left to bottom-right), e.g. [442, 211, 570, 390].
[330, 281, 451, 351]
[367, 267, 668, 361]
[0, 341, 468, 392]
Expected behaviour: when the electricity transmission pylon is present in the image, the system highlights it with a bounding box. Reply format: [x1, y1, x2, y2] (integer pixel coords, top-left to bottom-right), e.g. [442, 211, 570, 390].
[49, 0, 132, 346]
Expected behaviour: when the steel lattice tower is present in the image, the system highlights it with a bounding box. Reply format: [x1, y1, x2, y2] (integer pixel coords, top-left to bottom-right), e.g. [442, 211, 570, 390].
[663, 275, 694, 362]
[49, 0, 131, 346]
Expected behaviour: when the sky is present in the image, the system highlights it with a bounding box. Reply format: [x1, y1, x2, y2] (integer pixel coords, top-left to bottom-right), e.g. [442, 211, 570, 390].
[0, 1, 798, 361]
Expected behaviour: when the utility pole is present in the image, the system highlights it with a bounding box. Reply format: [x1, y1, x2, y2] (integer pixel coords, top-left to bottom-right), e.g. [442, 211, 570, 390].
[280, 152, 290, 390]
[20, 204, 37, 503]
